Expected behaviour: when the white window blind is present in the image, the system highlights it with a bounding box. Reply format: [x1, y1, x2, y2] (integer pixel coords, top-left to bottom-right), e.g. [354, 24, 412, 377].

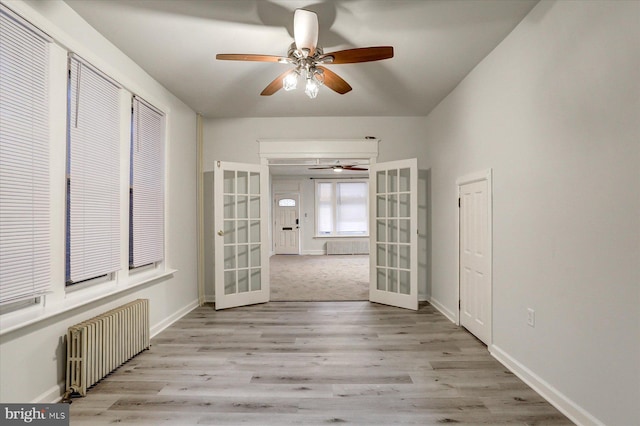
[0, 5, 51, 304]
[316, 180, 369, 237]
[336, 182, 368, 235]
[67, 55, 121, 284]
[130, 96, 164, 268]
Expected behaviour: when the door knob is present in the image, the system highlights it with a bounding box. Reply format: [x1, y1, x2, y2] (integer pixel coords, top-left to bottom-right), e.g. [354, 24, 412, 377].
[217, 230, 224, 236]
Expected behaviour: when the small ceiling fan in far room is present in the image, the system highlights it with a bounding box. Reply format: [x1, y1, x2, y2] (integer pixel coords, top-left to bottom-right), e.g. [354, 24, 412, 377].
[216, 9, 394, 98]
[309, 162, 368, 172]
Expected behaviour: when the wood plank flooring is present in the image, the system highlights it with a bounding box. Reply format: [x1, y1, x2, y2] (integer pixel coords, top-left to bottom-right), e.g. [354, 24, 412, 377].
[69, 302, 573, 425]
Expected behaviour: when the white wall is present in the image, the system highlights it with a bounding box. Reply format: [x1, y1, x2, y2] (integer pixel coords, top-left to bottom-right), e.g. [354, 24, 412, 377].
[202, 117, 426, 171]
[0, 0, 198, 403]
[420, 1, 640, 424]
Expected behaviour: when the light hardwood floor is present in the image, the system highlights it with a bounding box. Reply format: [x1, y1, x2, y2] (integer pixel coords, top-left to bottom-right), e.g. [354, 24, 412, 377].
[69, 302, 573, 425]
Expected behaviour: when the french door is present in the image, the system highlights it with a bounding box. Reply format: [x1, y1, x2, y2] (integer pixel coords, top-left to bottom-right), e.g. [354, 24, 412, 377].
[370, 159, 418, 310]
[214, 161, 269, 310]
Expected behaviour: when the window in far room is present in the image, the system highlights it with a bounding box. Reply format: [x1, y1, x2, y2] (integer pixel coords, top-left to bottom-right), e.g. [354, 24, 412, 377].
[315, 180, 369, 237]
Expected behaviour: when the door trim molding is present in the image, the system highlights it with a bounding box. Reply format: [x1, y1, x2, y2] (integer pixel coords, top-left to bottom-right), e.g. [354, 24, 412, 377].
[456, 169, 493, 344]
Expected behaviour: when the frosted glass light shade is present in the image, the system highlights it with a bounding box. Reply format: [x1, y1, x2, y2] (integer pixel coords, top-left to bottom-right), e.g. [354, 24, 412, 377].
[294, 9, 318, 54]
[283, 72, 298, 91]
[305, 78, 319, 99]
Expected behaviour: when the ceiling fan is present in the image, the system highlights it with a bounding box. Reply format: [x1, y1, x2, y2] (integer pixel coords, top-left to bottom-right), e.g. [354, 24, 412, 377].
[309, 162, 368, 172]
[216, 9, 394, 98]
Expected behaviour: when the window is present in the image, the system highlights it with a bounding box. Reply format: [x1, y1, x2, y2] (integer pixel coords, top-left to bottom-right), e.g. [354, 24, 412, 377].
[66, 54, 121, 285]
[315, 181, 369, 236]
[278, 198, 296, 207]
[130, 96, 165, 268]
[0, 5, 51, 305]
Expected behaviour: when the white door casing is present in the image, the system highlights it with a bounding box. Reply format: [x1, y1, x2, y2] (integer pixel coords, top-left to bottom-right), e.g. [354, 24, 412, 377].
[214, 161, 269, 310]
[370, 158, 418, 310]
[458, 170, 492, 344]
[274, 194, 300, 255]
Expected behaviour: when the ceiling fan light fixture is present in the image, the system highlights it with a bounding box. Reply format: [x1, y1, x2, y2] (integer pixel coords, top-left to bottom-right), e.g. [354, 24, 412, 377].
[332, 167, 343, 173]
[283, 71, 298, 91]
[305, 77, 320, 99]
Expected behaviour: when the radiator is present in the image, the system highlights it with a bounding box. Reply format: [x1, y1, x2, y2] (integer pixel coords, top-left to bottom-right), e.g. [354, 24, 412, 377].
[64, 299, 150, 399]
[326, 240, 370, 255]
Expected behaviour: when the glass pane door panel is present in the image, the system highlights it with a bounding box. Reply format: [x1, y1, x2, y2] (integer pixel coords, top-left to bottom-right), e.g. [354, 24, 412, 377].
[238, 269, 249, 293]
[250, 269, 261, 291]
[224, 220, 235, 244]
[388, 169, 398, 192]
[238, 245, 248, 268]
[399, 245, 410, 269]
[237, 171, 248, 194]
[399, 270, 410, 295]
[377, 171, 386, 193]
[237, 220, 248, 244]
[250, 172, 260, 194]
[388, 244, 398, 268]
[224, 171, 235, 193]
[250, 244, 261, 267]
[377, 244, 386, 267]
[250, 221, 260, 242]
[376, 196, 387, 218]
[399, 219, 411, 243]
[250, 196, 260, 218]
[224, 271, 236, 295]
[224, 246, 235, 269]
[389, 219, 398, 242]
[388, 269, 398, 293]
[377, 268, 386, 291]
[399, 194, 410, 218]
[237, 196, 248, 218]
[399, 168, 411, 192]
[376, 220, 386, 242]
[224, 195, 235, 219]
[389, 194, 398, 218]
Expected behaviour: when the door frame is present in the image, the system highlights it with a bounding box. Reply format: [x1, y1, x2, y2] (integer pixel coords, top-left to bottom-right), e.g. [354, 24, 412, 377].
[456, 169, 493, 342]
[273, 192, 301, 255]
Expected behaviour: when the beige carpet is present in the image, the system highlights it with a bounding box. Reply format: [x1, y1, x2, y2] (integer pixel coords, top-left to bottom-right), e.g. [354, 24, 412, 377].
[270, 255, 369, 301]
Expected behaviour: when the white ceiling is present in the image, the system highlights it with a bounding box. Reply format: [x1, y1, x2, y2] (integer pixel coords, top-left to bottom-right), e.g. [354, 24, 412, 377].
[64, 0, 538, 119]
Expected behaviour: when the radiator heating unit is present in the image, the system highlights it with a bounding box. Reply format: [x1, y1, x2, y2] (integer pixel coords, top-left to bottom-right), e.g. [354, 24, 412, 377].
[63, 299, 150, 400]
[326, 239, 370, 255]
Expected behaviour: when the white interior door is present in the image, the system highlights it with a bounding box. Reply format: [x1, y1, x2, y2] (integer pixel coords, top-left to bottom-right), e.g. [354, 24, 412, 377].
[274, 194, 300, 255]
[459, 175, 492, 344]
[214, 161, 269, 310]
[370, 159, 418, 310]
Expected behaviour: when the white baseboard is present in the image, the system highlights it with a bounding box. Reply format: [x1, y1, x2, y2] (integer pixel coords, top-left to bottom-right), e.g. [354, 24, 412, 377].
[427, 296, 457, 324]
[301, 250, 325, 255]
[150, 299, 199, 338]
[490, 344, 604, 426]
[34, 383, 65, 403]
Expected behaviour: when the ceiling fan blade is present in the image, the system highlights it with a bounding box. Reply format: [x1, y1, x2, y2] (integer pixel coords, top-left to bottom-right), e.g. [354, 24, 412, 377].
[308, 166, 333, 170]
[294, 9, 318, 54]
[216, 53, 284, 62]
[260, 69, 296, 96]
[323, 46, 394, 64]
[317, 66, 352, 94]
[344, 167, 368, 171]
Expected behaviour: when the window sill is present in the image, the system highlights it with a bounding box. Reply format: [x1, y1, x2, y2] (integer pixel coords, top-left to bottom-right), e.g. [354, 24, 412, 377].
[0, 268, 176, 337]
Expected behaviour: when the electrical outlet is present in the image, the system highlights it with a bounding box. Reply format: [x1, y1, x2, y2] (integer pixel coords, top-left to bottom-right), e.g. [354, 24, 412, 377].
[527, 308, 535, 327]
